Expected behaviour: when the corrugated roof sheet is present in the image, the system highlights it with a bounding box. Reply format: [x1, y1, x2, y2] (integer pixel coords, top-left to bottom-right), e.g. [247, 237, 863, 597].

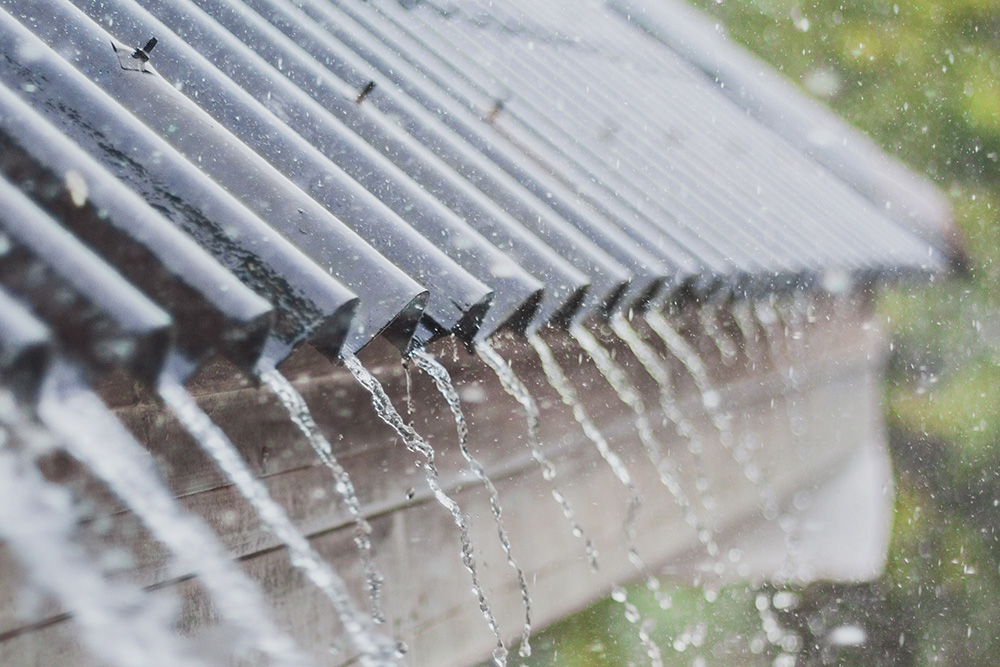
[0, 0, 948, 382]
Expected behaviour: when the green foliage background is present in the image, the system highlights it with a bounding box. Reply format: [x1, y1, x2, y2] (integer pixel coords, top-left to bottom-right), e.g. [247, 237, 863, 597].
[523, 0, 1000, 664]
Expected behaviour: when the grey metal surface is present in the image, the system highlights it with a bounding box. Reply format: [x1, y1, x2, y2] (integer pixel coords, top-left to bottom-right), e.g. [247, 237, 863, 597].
[0, 175, 174, 385]
[357, 0, 945, 284]
[177, 0, 592, 335]
[0, 287, 53, 404]
[612, 0, 961, 266]
[60, 0, 494, 346]
[0, 0, 428, 356]
[0, 0, 950, 391]
[0, 82, 279, 375]
[128, 0, 543, 343]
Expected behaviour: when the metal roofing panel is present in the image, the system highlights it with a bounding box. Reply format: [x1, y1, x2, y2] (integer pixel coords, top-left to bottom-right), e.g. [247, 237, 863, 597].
[126, 0, 544, 343]
[305, 0, 681, 307]
[171, 0, 592, 335]
[0, 287, 53, 403]
[246, 2, 644, 312]
[0, 0, 429, 355]
[340, 0, 747, 281]
[0, 174, 173, 385]
[0, 81, 282, 375]
[612, 0, 961, 266]
[372, 0, 943, 282]
[61, 0, 494, 346]
[365, 0, 808, 279]
[0, 17, 359, 365]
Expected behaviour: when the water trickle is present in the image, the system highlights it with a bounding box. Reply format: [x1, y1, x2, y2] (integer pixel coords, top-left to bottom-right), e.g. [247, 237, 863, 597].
[775, 297, 810, 438]
[0, 424, 203, 667]
[258, 364, 385, 625]
[643, 311, 723, 420]
[475, 341, 599, 571]
[528, 332, 663, 665]
[731, 300, 767, 371]
[410, 348, 533, 658]
[37, 366, 308, 667]
[341, 353, 508, 667]
[698, 301, 739, 367]
[608, 315, 721, 560]
[401, 356, 416, 417]
[156, 376, 400, 667]
[570, 322, 703, 608]
[645, 310, 780, 520]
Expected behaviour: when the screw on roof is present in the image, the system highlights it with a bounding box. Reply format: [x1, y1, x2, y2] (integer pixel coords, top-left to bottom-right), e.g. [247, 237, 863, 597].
[132, 38, 158, 63]
[355, 80, 376, 104]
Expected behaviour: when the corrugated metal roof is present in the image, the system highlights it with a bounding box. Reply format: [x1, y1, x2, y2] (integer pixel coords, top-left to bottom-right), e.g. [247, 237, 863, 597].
[0, 0, 947, 382]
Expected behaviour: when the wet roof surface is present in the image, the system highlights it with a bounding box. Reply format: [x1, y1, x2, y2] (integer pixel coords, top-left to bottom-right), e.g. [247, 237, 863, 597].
[0, 0, 949, 388]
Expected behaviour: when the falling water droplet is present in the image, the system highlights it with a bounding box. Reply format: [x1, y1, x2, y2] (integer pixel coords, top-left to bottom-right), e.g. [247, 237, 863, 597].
[411, 348, 533, 658]
[156, 376, 399, 667]
[39, 364, 309, 667]
[476, 341, 599, 571]
[258, 365, 386, 625]
[342, 353, 508, 667]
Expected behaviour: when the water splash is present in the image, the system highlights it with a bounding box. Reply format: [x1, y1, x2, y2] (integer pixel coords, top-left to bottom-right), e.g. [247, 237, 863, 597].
[645, 310, 780, 520]
[698, 301, 739, 367]
[156, 376, 400, 667]
[411, 348, 533, 658]
[0, 424, 203, 667]
[475, 340, 599, 571]
[608, 315, 721, 561]
[258, 364, 385, 625]
[342, 353, 508, 667]
[527, 333, 663, 667]
[37, 365, 309, 667]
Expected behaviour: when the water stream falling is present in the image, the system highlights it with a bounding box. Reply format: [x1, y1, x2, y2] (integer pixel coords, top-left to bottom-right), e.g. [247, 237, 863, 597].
[731, 300, 767, 371]
[698, 301, 740, 367]
[608, 314, 721, 562]
[36, 364, 309, 667]
[475, 341, 600, 571]
[410, 348, 533, 658]
[775, 297, 811, 438]
[0, 425, 203, 667]
[570, 322, 700, 611]
[527, 332, 664, 667]
[156, 375, 401, 667]
[645, 310, 780, 520]
[341, 353, 509, 667]
[257, 364, 385, 625]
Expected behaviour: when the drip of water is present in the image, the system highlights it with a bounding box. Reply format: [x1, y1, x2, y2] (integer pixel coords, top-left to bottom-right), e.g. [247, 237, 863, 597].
[612, 585, 664, 667]
[731, 300, 767, 371]
[527, 333, 663, 666]
[570, 322, 697, 609]
[258, 365, 385, 625]
[608, 315, 721, 561]
[475, 340, 600, 571]
[0, 425, 203, 667]
[156, 376, 400, 667]
[411, 348, 533, 658]
[775, 297, 810, 438]
[341, 353, 508, 667]
[643, 311, 723, 423]
[645, 310, 780, 520]
[698, 301, 739, 367]
[36, 366, 309, 667]
[401, 357, 416, 417]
